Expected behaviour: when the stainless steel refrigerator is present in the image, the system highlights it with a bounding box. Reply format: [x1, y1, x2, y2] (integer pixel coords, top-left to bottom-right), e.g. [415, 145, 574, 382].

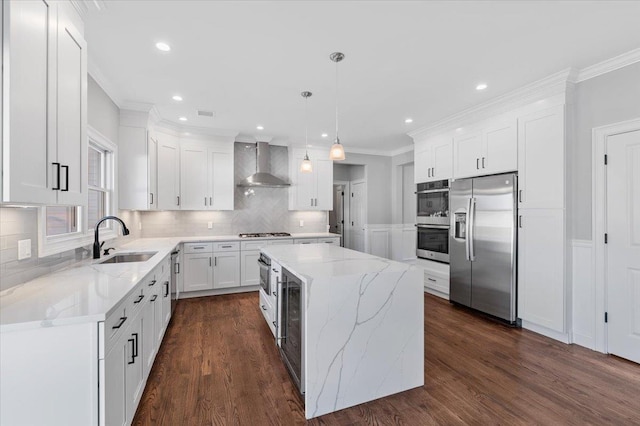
[450, 173, 518, 324]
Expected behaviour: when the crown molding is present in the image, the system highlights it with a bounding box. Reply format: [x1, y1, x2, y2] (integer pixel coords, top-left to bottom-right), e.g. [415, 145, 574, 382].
[408, 68, 573, 141]
[154, 119, 239, 140]
[574, 48, 640, 83]
[88, 58, 124, 108]
[388, 144, 414, 157]
[69, 1, 88, 18]
[119, 101, 154, 112]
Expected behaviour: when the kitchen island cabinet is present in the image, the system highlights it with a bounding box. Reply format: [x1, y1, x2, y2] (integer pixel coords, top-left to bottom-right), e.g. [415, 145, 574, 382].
[261, 244, 423, 419]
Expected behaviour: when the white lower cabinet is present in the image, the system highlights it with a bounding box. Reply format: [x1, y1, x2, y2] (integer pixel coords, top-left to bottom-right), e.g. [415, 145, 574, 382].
[214, 252, 241, 289]
[182, 243, 241, 293]
[142, 286, 158, 375]
[241, 250, 261, 286]
[294, 238, 318, 244]
[124, 314, 144, 424]
[102, 332, 127, 426]
[518, 208, 566, 333]
[183, 253, 214, 292]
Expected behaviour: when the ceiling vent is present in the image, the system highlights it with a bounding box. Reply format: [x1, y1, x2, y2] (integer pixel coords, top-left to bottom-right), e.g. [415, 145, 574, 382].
[197, 110, 215, 118]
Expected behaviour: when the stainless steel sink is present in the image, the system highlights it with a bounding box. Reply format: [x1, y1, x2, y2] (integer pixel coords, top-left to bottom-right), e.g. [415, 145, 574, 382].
[98, 252, 157, 264]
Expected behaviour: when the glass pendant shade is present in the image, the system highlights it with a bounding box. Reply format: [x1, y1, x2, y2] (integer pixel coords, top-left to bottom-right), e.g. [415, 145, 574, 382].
[329, 139, 345, 161]
[300, 153, 313, 173]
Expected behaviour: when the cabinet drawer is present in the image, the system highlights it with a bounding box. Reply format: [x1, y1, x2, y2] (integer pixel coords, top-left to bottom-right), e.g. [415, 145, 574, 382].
[184, 243, 213, 253]
[213, 241, 239, 252]
[269, 239, 293, 246]
[105, 304, 128, 345]
[241, 240, 270, 251]
[424, 271, 449, 294]
[259, 290, 276, 337]
[317, 238, 339, 245]
[294, 238, 318, 244]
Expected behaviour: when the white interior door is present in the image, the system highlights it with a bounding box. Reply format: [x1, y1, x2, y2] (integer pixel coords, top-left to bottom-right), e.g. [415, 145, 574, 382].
[350, 181, 366, 252]
[606, 129, 640, 364]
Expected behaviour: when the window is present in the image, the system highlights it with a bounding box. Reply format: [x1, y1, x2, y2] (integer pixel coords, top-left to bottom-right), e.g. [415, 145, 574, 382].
[39, 127, 118, 257]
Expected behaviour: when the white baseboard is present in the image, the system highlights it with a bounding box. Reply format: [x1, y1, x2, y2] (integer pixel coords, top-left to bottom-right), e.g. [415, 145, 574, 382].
[522, 320, 571, 344]
[179, 285, 259, 299]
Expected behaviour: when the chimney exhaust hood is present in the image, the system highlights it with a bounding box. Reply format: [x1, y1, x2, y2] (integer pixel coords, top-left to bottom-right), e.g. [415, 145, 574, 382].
[237, 142, 290, 188]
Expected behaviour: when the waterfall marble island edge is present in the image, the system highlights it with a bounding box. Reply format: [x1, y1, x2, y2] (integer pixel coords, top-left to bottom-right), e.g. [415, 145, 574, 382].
[260, 244, 424, 419]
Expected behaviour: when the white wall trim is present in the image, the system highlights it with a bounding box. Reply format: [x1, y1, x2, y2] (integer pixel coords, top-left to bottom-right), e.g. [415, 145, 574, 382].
[522, 320, 571, 344]
[575, 48, 640, 83]
[592, 117, 640, 354]
[88, 61, 124, 109]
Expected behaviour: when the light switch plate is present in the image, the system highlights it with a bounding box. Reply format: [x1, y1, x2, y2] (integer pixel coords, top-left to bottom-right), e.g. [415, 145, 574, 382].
[207, 222, 213, 229]
[18, 239, 31, 260]
[138, 222, 142, 230]
[299, 220, 304, 227]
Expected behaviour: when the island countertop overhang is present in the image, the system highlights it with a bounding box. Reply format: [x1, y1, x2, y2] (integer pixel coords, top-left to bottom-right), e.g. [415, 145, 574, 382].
[260, 244, 414, 282]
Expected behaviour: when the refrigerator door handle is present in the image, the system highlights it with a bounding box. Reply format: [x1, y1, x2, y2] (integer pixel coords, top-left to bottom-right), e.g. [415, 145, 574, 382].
[469, 197, 476, 261]
[465, 198, 472, 261]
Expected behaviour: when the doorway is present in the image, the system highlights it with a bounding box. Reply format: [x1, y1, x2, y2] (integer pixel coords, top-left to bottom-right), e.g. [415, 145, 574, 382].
[594, 118, 640, 363]
[329, 182, 348, 247]
[332, 164, 367, 252]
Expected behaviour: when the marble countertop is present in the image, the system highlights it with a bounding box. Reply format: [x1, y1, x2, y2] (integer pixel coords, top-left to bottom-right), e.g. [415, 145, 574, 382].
[0, 233, 340, 332]
[261, 243, 412, 282]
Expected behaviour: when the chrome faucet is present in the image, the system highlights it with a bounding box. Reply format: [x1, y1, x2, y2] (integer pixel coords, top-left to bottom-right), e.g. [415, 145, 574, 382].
[93, 216, 130, 259]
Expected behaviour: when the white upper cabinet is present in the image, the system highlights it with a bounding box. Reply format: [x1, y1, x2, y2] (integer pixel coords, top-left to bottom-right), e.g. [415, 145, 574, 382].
[2, 1, 86, 206]
[180, 141, 234, 211]
[289, 148, 333, 210]
[180, 144, 208, 210]
[119, 122, 158, 210]
[208, 150, 234, 210]
[517, 105, 565, 209]
[157, 132, 180, 210]
[453, 116, 517, 179]
[414, 134, 452, 183]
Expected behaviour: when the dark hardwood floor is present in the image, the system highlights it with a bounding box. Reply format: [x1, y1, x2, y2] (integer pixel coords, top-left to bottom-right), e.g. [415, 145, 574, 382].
[133, 292, 640, 425]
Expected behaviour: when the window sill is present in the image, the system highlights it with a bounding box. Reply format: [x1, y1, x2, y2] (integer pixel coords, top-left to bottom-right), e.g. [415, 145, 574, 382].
[38, 228, 119, 258]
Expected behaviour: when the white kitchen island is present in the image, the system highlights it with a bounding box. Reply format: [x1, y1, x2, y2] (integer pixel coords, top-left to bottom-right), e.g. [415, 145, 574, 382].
[260, 244, 424, 420]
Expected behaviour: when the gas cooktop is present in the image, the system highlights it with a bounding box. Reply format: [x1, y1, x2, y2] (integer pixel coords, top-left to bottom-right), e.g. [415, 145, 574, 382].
[238, 232, 291, 238]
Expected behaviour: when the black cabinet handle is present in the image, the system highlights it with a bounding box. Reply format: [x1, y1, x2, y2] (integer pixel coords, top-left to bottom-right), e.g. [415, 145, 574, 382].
[132, 333, 138, 358]
[134, 294, 144, 304]
[61, 165, 69, 191]
[52, 162, 61, 190]
[177, 196, 180, 206]
[128, 338, 135, 364]
[428, 277, 436, 282]
[519, 215, 523, 228]
[164, 281, 169, 297]
[150, 295, 158, 302]
[221, 245, 232, 248]
[148, 279, 157, 286]
[272, 321, 277, 327]
[476, 158, 480, 170]
[175, 262, 180, 274]
[112, 316, 127, 329]
[261, 305, 267, 311]
[150, 192, 154, 205]
[482, 157, 485, 168]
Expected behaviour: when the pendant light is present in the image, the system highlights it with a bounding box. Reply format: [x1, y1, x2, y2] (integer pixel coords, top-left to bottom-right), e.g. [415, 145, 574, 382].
[300, 91, 313, 173]
[329, 52, 346, 161]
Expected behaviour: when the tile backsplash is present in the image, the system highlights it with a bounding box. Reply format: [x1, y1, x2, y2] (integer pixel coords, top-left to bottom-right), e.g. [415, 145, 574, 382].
[139, 143, 328, 237]
[0, 143, 326, 290]
[0, 208, 141, 291]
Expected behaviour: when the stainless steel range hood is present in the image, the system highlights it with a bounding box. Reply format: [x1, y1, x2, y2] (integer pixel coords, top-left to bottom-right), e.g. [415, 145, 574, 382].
[237, 142, 290, 188]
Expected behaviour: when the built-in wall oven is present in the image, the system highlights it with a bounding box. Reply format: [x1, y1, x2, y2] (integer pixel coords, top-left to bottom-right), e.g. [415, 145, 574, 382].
[416, 179, 450, 263]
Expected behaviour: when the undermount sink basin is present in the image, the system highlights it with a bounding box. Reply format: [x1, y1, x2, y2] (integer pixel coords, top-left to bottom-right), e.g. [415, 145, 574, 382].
[98, 252, 157, 264]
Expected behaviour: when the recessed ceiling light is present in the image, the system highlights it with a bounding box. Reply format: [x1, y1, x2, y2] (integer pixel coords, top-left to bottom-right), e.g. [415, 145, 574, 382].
[155, 42, 171, 52]
[179, 116, 187, 121]
[476, 83, 488, 91]
[172, 95, 183, 101]
[256, 125, 264, 130]
[321, 133, 328, 138]
[404, 118, 413, 124]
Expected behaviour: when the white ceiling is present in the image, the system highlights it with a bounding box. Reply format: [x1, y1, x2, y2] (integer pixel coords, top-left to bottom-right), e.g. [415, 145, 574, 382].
[84, 1, 640, 153]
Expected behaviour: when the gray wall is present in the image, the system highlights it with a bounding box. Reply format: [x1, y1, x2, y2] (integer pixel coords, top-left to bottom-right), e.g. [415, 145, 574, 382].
[571, 62, 640, 240]
[333, 164, 351, 182]
[88, 75, 120, 143]
[0, 74, 129, 291]
[341, 152, 393, 224]
[391, 150, 414, 224]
